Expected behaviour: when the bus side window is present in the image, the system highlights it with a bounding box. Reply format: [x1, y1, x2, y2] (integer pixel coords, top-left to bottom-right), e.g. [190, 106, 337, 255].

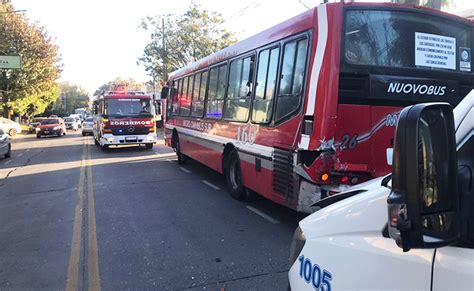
[180, 76, 191, 116]
[206, 64, 227, 119]
[224, 55, 254, 122]
[191, 71, 207, 118]
[252, 46, 280, 124]
[172, 79, 181, 116]
[275, 38, 308, 121]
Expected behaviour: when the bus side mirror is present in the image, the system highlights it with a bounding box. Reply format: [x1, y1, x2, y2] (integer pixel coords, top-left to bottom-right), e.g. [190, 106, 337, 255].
[161, 86, 169, 99]
[387, 103, 460, 252]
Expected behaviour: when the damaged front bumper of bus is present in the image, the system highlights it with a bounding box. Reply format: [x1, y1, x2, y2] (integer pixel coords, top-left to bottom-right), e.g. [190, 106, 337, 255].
[100, 133, 157, 146]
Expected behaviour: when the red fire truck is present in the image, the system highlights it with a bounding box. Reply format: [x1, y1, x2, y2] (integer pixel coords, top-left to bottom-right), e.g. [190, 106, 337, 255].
[93, 90, 158, 150]
[164, 2, 473, 212]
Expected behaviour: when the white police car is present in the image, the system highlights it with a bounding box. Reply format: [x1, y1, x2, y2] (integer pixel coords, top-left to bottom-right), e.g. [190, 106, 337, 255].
[288, 91, 473, 290]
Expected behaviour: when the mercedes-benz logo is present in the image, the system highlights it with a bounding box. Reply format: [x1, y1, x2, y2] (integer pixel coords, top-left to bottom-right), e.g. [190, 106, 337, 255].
[127, 126, 135, 133]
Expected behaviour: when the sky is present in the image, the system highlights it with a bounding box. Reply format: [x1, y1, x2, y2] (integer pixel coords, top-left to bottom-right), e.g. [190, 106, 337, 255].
[11, 0, 474, 96]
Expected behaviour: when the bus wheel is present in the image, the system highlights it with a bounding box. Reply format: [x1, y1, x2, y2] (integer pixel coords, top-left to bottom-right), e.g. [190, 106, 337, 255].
[145, 143, 153, 150]
[101, 145, 109, 152]
[225, 150, 246, 200]
[175, 137, 187, 164]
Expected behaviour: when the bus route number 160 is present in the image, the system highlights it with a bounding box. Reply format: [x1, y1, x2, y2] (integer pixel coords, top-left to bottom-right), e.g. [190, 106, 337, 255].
[236, 126, 257, 145]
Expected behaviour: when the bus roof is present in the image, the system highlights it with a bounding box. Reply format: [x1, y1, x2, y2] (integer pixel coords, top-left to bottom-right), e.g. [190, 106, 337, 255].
[168, 2, 472, 80]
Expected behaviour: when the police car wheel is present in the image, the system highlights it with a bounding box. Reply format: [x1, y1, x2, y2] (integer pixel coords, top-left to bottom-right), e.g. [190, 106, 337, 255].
[225, 150, 246, 200]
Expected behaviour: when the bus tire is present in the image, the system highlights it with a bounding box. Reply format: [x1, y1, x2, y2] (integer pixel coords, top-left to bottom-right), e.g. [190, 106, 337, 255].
[225, 150, 246, 200]
[101, 144, 109, 151]
[145, 143, 153, 150]
[175, 136, 187, 164]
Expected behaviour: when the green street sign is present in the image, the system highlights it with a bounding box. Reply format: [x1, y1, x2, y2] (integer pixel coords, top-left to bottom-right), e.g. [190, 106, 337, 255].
[0, 55, 22, 69]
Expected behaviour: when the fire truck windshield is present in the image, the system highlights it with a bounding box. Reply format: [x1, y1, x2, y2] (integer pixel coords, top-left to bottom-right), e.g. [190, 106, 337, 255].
[344, 9, 471, 72]
[105, 98, 154, 117]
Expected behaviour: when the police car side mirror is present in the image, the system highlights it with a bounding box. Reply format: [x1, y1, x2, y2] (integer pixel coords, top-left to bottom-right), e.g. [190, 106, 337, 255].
[387, 103, 460, 252]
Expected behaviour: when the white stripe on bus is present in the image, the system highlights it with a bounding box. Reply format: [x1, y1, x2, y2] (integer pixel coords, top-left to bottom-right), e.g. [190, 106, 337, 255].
[299, 134, 310, 150]
[176, 129, 275, 171]
[167, 124, 274, 159]
[305, 4, 328, 117]
[299, 4, 328, 150]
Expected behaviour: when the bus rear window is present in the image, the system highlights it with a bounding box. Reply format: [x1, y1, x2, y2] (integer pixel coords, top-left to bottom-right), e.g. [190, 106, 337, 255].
[344, 10, 471, 72]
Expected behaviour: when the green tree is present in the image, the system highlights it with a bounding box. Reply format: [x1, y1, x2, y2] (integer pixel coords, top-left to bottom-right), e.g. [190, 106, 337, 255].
[138, 3, 237, 85]
[57, 82, 90, 115]
[93, 77, 145, 96]
[0, 3, 61, 118]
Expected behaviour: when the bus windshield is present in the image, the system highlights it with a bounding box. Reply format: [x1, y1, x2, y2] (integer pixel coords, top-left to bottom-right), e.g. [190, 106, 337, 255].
[344, 10, 471, 72]
[105, 98, 154, 118]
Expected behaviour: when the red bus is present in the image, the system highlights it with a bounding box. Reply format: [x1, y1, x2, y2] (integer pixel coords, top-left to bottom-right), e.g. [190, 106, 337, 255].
[164, 2, 473, 212]
[93, 90, 158, 150]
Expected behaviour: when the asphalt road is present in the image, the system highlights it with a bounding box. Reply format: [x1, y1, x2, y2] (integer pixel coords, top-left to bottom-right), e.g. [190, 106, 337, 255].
[0, 131, 303, 290]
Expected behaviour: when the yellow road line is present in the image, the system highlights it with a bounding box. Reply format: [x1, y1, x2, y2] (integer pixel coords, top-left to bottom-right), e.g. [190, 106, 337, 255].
[87, 141, 101, 291]
[66, 139, 86, 291]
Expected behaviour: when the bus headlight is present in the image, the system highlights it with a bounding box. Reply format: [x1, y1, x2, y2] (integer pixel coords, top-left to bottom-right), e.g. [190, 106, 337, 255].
[288, 226, 306, 267]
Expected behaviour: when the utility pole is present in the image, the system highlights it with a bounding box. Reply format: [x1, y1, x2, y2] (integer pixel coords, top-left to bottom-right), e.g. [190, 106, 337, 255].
[162, 17, 167, 81]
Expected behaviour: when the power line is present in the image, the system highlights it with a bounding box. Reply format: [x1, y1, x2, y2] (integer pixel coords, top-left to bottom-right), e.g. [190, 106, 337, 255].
[221, 0, 262, 25]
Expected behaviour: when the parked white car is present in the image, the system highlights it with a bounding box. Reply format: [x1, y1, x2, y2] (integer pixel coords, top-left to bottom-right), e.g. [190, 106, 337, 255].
[0, 117, 22, 136]
[0, 128, 11, 158]
[64, 117, 79, 131]
[288, 91, 474, 290]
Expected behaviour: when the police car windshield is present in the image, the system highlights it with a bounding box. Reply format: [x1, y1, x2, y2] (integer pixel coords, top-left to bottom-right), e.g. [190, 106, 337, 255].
[105, 99, 153, 117]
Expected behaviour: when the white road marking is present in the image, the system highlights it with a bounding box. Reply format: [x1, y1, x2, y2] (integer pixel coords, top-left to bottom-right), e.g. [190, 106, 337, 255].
[25, 149, 30, 152]
[17, 153, 23, 157]
[179, 167, 191, 174]
[246, 206, 280, 224]
[202, 180, 220, 190]
[155, 152, 176, 158]
[5, 160, 11, 165]
[166, 159, 174, 163]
